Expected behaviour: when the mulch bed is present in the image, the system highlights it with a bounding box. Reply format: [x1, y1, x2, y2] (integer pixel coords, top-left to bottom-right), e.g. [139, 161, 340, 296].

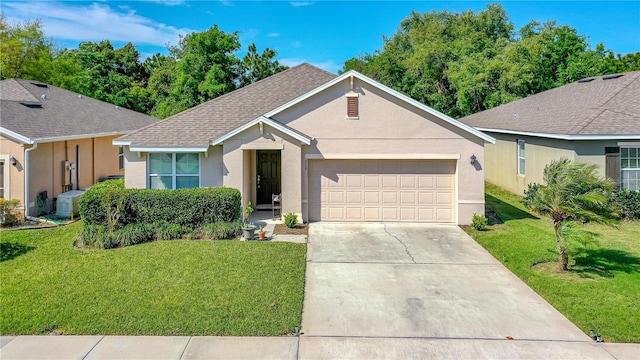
[274, 223, 309, 235]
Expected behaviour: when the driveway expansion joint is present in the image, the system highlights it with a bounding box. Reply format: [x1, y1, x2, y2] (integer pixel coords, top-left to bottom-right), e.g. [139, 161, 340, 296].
[383, 223, 416, 263]
[178, 336, 192, 360]
[80, 335, 104, 360]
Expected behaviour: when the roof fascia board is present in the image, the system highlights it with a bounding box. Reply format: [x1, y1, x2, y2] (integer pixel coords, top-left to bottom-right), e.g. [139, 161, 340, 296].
[210, 116, 312, 146]
[112, 139, 132, 146]
[129, 146, 209, 153]
[33, 132, 126, 144]
[475, 127, 640, 141]
[264, 70, 496, 144]
[0, 127, 33, 144]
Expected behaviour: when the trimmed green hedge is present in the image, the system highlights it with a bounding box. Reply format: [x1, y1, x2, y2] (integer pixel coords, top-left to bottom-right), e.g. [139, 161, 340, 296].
[79, 184, 241, 229]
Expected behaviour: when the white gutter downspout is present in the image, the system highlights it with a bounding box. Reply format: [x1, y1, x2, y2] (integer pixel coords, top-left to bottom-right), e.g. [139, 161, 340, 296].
[24, 142, 39, 221]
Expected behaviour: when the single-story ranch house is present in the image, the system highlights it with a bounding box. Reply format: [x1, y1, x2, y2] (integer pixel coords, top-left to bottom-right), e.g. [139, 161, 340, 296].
[0, 79, 159, 217]
[115, 64, 495, 224]
[459, 71, 640, 194]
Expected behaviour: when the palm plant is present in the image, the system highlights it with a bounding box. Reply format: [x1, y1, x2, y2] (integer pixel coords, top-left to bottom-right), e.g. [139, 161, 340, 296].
[523, 158, 619, 271]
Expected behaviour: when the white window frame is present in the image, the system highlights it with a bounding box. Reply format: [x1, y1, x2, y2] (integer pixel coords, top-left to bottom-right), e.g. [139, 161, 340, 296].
[118, 146, 124, 170]
[620, 146, 640, 191]
[517, 139, 525, 176]
[0, 155, 10, 199]
[147, 153, 201, 189]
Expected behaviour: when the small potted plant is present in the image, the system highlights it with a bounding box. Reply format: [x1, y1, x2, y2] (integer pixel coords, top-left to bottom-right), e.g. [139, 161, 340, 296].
[257, 225, 266, 240]
[241, 202, 255, 240]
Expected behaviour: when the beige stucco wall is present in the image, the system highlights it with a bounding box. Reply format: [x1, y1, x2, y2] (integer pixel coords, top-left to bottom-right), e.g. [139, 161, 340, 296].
[574, 140, 621, 176]
[223, 126, 303, 221]
[484, 133, 577, 194]
[1, 135, 123, 216]
[274, 77, 486, 224]
[119, 77, 490, 225]
[0, 135, 26, 208]
[481, 133, 626, 195]
[123, 148, 146, 188]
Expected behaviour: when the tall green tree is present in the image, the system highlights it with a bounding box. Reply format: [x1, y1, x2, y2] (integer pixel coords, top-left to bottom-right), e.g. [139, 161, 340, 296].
[343, 4, 640, 118]
[523, 159, 619, 271]
[0, 15, 54, 80]
[158, 25, 241, 117]
[238, 43, 288, 86]
[61, 40, 152, 113]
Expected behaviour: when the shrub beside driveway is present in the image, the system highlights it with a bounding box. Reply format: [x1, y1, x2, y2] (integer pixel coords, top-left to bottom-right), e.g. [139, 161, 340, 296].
[467, 183, 640, 343]
[0, 222, 306, 336]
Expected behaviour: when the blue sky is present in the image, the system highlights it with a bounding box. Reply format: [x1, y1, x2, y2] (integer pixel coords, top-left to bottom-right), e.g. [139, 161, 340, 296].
[2, 1, 639, 73]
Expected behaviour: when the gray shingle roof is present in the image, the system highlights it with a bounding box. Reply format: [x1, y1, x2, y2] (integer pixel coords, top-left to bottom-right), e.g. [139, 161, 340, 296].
[458, 71, 640, 136]
[119, 63, 337, 147]
[0, 79, 159, 143]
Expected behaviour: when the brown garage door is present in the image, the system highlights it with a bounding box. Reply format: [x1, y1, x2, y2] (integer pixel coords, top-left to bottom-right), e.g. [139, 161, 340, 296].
[309, 159, 456, 222]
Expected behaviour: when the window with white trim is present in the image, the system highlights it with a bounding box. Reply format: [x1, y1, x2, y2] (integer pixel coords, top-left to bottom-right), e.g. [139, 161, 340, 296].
[517, 139, 525, 175]
[621, 147, 640, 191]
[148, 153, 200, 189]
[0, 159, 6, 199]
[118, 146, 124, 170]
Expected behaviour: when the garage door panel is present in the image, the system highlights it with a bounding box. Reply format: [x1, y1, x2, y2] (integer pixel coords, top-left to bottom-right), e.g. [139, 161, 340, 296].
[346, 191, 362, 203]
[418, 176, 434, 188]
[400, 176, 416, 188]
[400, 191, 417, 204]
[309, 160, 456, 223]
[327, 207, 344, 219]
[382, 191, 398, 204]
[400, 207, 416, 220]
[364, 207, 380, 220]
[418, 208, 435, 221]
[418, 192, 434, 205]
[364, 175, 379, 187]
[436, 175, 453, 189]
[436, 192, 453, 205]
[346, 175, 362, 187]
[346, 207, 362, 220]
[382, 207, 398, 220]
[382, 176, 397, 187]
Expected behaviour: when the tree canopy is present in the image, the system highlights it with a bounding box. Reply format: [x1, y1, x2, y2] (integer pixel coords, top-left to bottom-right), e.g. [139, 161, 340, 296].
[0, 17, 287, 118]
[342, 4, 640, 118]
[3, 5, 638, 119]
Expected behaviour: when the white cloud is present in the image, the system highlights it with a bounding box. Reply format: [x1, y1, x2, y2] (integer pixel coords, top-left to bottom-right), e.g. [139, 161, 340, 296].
[140, 0, 186, 5]
[241, 28, 259, 40]
[290, 1, 314, 7]
[267, 32, 280, 38]
[2, 1, 193, 47]
[280, 58, 341, 74]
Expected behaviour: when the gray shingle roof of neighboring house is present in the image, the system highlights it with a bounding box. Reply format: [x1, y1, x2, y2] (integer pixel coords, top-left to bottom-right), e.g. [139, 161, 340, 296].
[0, 79, 159, 144]
[117, 63, 337, 148]
[458, 71, 640, 137]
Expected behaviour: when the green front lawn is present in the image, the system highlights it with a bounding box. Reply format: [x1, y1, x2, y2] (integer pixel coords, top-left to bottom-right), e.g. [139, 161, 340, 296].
[469, 183, 640, 343]
[0, 222, 306, 335]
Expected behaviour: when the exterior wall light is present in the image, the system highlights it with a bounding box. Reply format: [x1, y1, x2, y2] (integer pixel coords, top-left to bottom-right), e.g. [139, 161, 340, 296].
[470, 154, 477, 165]
[10, 155, 17, 166]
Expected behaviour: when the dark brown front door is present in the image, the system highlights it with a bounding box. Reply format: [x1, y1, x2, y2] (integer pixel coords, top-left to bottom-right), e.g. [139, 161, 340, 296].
[257, 150, 281, 205]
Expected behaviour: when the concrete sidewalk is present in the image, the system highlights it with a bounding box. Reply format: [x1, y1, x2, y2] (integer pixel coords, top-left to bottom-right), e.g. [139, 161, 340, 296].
[1, 335, 638, 359]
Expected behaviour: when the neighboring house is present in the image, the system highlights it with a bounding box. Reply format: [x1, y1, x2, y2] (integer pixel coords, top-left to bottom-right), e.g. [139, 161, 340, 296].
[459, 71, 640, 195]
[115, 64, 495, 224]
[0, 79, 159, 217]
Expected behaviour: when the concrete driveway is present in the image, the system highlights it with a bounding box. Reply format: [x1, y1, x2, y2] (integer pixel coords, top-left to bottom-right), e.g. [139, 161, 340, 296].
[299, 223, 617, 359]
